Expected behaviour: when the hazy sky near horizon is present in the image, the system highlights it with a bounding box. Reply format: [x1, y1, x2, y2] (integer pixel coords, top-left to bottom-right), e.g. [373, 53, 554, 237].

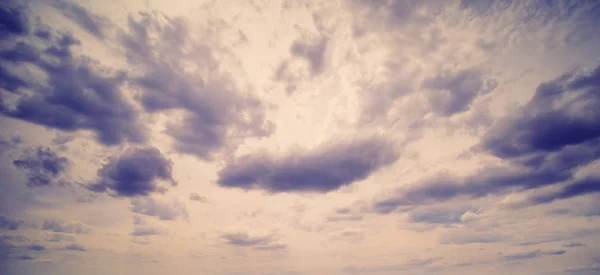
[1, 0, 600, 274]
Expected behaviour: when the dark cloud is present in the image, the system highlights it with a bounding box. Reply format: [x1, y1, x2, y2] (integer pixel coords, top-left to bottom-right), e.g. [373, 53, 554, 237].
[290, 38, 328, 76]
[41, 219, 89, 234]
[217, 137, 400, 193]
[0, 4, 147, 146]
[372, 65, 600, 212]
[0, 216, 23, 230]
[49, 0, 110, 39]
[189, 192, 207, 202]
[46, 233, 76, 243]
[119, 12, 273, 160]
[64, 243, 86, 251]
[130, 197, 188, 221]
[0, 1, 30, 39]
[12, 147, 69, 187]
[502, 249, 566, 261]
[16, 254, 35, 260]
[88, 146, 176, 197]
[422, 68, 497, 116]
[27, 244, 45, 251]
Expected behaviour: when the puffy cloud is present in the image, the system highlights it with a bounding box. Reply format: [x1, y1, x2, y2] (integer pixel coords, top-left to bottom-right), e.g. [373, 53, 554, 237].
[130, 197, 188, 221]
[0, 3, 147, 145]
[88, 146, 176, 197]
[119, 12, 273, 160]
[12, 147, 69, 187]
[218, 137, 400, 193]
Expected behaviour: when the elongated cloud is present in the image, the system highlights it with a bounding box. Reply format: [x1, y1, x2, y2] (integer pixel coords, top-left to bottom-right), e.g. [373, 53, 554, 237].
[218, 137, 400, 193]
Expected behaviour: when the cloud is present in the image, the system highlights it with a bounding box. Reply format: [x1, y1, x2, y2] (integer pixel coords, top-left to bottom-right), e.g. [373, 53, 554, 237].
[48, 0, 110, 39]
[131, 197, 188, 221]
[217, 136, 400, 193]
[422, 68, 497, 116]
[502, 249, 566, 261]
[189, 193, 207, 202]
[12, 147, 69, 187]
[46, 233, 76, 243]
[64, 243, 85, 251]
[407, 207, 468, 224]
[88, 146, 176, 197]
[563, 242, 585, 248]
[131, 226, 167, 236]
[0, 1, 30, 40]
[41, 219, 89, 234]
[27, 244, 45, 251]
[220, 230, 286, 250]
[16, 254, 35, 260]
[439, 229, 507, 245]
[343, 257, 443, 274]
[0, 3, 147, 145]
[119, 11, 273, 160]
[372, 65, 600, 212]
[0, 135, 21, 155]
[0, 216, 23, 230]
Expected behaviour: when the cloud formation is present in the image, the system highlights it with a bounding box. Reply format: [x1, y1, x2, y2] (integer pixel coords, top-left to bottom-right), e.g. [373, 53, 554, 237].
[12, 147, 69, 187]
[130, 197, 188, 221]
[88, 146, 176, 197]
[119, 11, 273, 160]
[41, 219, 89, 234]
[218, 137, 400, 193]
[0, 216, 23, 230]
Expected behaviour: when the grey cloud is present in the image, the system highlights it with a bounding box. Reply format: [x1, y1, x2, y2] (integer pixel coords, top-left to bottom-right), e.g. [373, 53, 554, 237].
[221, 231, 286, 250]
[131, 197, 188, 221]
[221, 232, 276, 247]
[16, 254, 35, 260]
[46, 233, 76, 242]
[502, 249, 566, 261]
[422, 68, 497, 116]
[0, 216, 23, 230]
[290, 37, 328, 76]
[217, 137, 400, 193]
[64, 243, 86, 251]
[120, 12, 273, 160]
[12, 147, 69, 187]
[563, 242, 585, 248]
[0, 4, 147, 145]
[41, 219, 89, 234]
[407, 207, 468, 224]
[88, 146, 176, 197]
[27, 244, 45, 251]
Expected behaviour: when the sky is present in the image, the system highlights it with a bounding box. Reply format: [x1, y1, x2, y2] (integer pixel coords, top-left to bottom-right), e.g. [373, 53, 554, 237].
[1, 0, 600, 274]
